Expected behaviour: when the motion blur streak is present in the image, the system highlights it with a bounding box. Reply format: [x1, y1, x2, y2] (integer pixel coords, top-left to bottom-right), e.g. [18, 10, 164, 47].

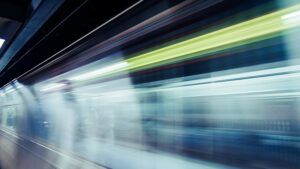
[69, 62, 128, 81]
[126, 4, 300, 71]
[68, 4, 300, 82]
[2, 0, 300, 169]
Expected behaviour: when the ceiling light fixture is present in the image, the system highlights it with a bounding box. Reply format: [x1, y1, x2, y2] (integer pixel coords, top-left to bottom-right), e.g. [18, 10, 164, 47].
[0, 39, 5, 49]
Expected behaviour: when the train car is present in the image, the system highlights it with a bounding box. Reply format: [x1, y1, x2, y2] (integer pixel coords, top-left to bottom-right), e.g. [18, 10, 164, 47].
[1, 0, 300, 168]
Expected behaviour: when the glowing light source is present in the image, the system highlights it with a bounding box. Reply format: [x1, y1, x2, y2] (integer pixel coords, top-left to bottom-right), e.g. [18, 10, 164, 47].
[41, 83, 66, 92]
[282, 10, 300, 20]
[0, 39, 5, 49]
[282, 10, 300, 24]
[69, 62, 128, 81]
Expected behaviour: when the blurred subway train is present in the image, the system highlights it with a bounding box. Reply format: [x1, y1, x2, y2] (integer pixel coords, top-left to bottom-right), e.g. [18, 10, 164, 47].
[1, 0, 300, 169]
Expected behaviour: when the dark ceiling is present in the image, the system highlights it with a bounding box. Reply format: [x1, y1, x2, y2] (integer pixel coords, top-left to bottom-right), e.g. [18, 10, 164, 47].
[0, 0, 31, 22]
[0, 0, 140, 87]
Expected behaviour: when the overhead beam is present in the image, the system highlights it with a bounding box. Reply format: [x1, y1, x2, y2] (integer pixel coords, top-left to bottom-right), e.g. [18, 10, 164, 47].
[0, 0, 65, 73]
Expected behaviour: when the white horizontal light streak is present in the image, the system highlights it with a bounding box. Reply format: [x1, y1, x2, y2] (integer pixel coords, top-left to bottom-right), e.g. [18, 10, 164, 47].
[282, 10, 300, 24]
[282, 10, 300, 20]
[5, 89, 15, 94]
[69, 62, 128, 81]
[68, 64, 300, 99]
[41, 83, 66, 92]
[0, 82, 24, 96]
[166, 64, 300, 88]
[3, 86, 15, 94]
